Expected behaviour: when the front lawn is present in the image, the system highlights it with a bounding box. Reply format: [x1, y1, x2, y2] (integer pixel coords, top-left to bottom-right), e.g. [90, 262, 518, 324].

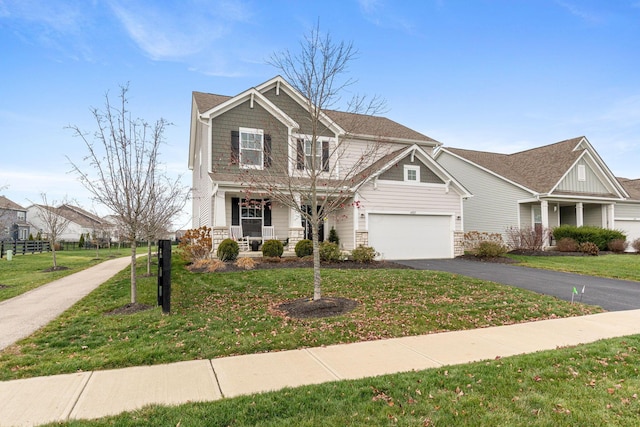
[0, 248, 127, 302]
[0, 257, 601, 381]
[47, 335, 640, 426]
[508, 253, 640, 282]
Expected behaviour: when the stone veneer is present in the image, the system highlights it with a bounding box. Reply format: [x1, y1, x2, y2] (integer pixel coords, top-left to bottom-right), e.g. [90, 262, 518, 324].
[355, 231, 368, 248]
[211, 226, 229, 252]
[454, 231, 464, 257]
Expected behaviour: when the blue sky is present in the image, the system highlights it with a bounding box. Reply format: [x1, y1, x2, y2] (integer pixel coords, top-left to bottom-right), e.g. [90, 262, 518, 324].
[1, 0, 639, 229]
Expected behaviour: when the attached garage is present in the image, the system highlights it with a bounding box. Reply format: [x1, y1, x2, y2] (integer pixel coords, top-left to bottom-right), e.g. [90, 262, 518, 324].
[368, 213, 454, 260]
[617, 219, 640, 251]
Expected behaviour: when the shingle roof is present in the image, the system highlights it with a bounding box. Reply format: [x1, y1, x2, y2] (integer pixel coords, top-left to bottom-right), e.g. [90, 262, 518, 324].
[446, 137, 586, 193]
[0, 196, 26, 211]
[192, 89, 438, 144]
[56, 205, 108, 228]
[618, 178, 640, 201]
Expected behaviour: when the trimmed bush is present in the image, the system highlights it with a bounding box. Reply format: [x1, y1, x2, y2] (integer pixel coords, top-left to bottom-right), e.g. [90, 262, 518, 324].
[633, 238, 640, 252]
[295, 239, 314, 257]
[556, 237, 579, 252]
[351, 245, 378, 263]
[607, 239, 628, 253]
[328, 227, 340, 246]
[579, 241, 599, 256]
[216, 238, 239, 261]
[552, 225, 626, 251]
[319, 241, 341, 262]
[261, 239, 284, 258]
[474, 241, 507, 258]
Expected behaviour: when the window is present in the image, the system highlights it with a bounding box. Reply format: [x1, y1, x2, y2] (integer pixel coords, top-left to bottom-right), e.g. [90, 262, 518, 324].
[296, 137, 329, 171]
[577, 164, 586, 182]
[17, 211, 25, 220]
[404, 165, 420, 182]
[239, 127, 263, 169]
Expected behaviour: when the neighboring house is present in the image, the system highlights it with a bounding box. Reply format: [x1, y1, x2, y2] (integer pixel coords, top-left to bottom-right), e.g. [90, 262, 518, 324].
[27, 204, 114, 243]
[0, 196, 30, 241]
[435, 136, 640, 249]
[189, 76, 470, 259]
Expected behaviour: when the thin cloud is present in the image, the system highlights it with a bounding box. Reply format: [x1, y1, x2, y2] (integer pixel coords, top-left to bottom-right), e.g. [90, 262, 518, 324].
[556, 1, 604, 24]
[357, 0, 417, 34]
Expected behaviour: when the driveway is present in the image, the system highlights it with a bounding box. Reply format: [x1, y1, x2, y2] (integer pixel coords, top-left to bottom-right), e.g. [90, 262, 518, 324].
[396, 258, 640, 312]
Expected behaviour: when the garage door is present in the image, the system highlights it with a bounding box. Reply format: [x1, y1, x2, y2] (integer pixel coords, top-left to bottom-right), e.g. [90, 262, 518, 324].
[617, 220, 640, 251]
[368, 213, 453, 260]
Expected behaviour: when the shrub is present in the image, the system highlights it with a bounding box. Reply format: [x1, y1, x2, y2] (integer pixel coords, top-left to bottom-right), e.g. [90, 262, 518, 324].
[552, 225, 626, 251]
[295, 239, 314, 257]
[474, 241, 507, 258]
[607, 239, 628, 253]
[235, 257, 256, 270]
[556, 237, 579, 252]
[351, 245, 378, 263]
[319, 241, 341, 262]
[262, 256, 282, 263]
[189, 258, 225, 272]
[328, 227, 340, 246]
[505, 226, 547, 251]
[261, 239, 284, 258]
[216, 238, 239, 261]
[178, 226, 212, 262]
[78, 233, 85, 248]
[633, 238, 640, 252]
[464, 231, 504, 253]
[579, 241, 599, 256]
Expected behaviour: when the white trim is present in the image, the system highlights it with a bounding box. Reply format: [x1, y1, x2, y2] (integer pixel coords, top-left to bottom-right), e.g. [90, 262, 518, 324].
[404, 164, 420, 182]
[239, 127, 264, 170]
[377, 179, 447, 189]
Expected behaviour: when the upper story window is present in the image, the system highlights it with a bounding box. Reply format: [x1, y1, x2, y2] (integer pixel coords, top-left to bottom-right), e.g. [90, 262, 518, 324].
[239, 127, 264, 169]
[404, 165, 420, 182]
[17, 211, 25, 220]
[296, 137, 329, 172]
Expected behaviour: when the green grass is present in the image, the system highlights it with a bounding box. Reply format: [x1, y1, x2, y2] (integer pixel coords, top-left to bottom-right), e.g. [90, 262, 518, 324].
[0, 257, 601, 381]
[46, 335, 640, 426]
[508, 253, 640, 282]
[0, 248, 127, 302]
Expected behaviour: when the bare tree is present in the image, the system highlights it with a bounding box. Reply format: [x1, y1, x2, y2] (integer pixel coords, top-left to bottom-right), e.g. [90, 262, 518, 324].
[30, 193, 72, 269]
[240, 24, 387, 300]
[67, 85, 188, 304]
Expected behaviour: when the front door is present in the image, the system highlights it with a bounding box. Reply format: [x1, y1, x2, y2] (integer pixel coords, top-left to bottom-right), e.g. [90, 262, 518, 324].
[301, 205, 324, 242]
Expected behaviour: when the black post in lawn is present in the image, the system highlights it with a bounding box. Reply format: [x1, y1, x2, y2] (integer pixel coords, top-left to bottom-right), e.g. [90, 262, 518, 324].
[157, 239, 172, 314]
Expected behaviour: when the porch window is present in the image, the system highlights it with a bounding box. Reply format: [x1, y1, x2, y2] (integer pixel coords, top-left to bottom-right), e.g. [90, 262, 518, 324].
[231, 198, 272, 237]
[239, 127, 263, 169]
[404, 165, 420, 182]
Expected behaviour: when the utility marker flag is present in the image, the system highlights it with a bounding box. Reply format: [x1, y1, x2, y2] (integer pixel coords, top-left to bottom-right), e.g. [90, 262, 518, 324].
[573, 287, 578, 295]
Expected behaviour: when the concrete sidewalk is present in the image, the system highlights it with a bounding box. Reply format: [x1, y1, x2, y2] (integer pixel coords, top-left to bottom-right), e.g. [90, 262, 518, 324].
[0, 256, 134, 351]
[2, 309, 640, 427]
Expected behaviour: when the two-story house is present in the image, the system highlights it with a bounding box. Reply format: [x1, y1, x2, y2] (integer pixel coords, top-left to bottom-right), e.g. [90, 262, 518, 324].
[0, 196, 30, 241]
[27, 203, 114, 244]
[188, 76, 470, 259]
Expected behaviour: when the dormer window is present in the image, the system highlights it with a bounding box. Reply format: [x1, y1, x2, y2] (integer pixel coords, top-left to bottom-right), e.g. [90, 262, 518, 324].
[404, 165, 420, 182]
[239, 127, 264, 169]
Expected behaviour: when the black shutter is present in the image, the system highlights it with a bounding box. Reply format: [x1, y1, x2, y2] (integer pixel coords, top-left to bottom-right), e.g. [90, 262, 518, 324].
[322, 140, 329, 172]
[231, 130, 239, 164]
[263, 199, 272, 226]
[296, 138, 305, 170]
[231, 197, 240, 226]
[264, 134, 272, 168]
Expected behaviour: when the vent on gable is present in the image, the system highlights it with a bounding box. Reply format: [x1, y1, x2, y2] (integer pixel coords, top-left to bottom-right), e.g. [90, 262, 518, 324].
[578, 164, 586, 182]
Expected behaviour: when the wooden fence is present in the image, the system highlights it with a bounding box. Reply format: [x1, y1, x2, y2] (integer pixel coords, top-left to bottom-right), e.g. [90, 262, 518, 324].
[0, 240, 51, 258]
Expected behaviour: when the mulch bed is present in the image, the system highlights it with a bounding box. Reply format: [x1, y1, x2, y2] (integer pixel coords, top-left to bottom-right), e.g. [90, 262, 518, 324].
[277, 297, 359, 319]
[41, 266, 70, 272]
[104, 303, 154, 316]
[207, 258, 414, 273]
[0, 284, 9, 289]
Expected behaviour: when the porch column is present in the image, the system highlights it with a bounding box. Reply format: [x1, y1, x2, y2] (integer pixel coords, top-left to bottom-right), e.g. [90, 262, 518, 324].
[540, 200, 550, 247]
[576, 203, 584, 227]
[605, 204, 615, 229]
[212, 190, 227, 252]
[288, 194, 304, 248]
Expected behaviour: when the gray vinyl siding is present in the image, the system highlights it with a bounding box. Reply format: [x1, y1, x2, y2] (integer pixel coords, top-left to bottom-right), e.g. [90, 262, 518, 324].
[379, 157, 444, 183]
[583, 204, 602, 226]
[615, 202, 640, 219]
[519, 204, 532, 228]
[210, 100, 288, 176]
[262, 88, 333, 137]
[437, 151, 532, 236]
[555, 159, 611, 195]
[548, 204, 560, 229]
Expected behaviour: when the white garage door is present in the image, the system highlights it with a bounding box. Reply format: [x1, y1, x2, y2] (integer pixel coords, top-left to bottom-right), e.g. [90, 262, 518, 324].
[617, 220, 640, 251]
[368, 213, 453, 260]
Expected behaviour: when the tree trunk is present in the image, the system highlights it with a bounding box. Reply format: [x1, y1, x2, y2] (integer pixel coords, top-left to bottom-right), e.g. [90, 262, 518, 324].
[146, 239, 152, 276]
[311, 199, 322, 301]
[130, 241, 137, 304]
[51, 241, 57, 269]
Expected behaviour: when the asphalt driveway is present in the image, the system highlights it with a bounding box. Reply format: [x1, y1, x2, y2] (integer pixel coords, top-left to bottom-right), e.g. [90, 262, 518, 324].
[396, 258, 640, 312]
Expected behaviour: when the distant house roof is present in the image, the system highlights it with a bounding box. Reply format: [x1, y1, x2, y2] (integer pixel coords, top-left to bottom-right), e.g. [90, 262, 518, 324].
[618, 178, 640, 201]
[56, 205, 110, 228]
[445, 137, 587, 194]
[0, 196, 26, 211]
[192, 80, 438, 145]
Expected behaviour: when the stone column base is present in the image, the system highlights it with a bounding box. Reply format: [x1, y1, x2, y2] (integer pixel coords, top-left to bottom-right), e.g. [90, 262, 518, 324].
[212, 226, 229, 254]
[288, 227, 304, 250]
[355, 231, 368, 248]
[454, 231, 464, 257]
